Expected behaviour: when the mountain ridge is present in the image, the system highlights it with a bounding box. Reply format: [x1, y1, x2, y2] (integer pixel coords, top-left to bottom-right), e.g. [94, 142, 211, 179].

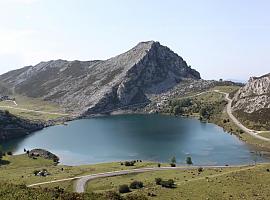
[0, 41, 201, 115]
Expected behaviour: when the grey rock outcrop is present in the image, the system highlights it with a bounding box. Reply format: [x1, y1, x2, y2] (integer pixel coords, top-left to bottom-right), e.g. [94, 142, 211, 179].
[0, 41, 200, 115]
[232, 73, 270, 113]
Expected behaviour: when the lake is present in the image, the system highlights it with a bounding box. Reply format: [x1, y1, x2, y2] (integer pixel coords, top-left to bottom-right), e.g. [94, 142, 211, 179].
[1, 114, 269, 165]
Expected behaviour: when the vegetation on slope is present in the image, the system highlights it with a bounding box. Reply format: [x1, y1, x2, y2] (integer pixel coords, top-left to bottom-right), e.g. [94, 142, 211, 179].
[85, 164, 270, 200]
[0, 154, 157, 192]
[0, 110, 44, 140]
[0, 182, 148, 200]
[161, 85, 270, 150]
[0, 94, 67, 121]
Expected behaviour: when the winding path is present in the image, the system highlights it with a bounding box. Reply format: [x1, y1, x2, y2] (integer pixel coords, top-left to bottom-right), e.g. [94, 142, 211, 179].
[27, 165, 251, 193]
[213, 90, 270, 142]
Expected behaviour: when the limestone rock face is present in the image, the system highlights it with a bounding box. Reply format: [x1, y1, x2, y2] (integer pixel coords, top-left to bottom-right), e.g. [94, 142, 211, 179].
[0, 41, 200, 115]
[232, 73, 270, 113]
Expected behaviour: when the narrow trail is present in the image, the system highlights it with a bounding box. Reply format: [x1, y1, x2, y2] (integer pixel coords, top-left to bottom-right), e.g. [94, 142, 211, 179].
[74, 165, 252, 193]
[213, 90, 270, 142]
[26, 165, 252, 193]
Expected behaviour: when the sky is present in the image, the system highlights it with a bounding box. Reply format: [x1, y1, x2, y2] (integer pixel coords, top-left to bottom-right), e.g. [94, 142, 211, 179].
[0, 0, 269, 81]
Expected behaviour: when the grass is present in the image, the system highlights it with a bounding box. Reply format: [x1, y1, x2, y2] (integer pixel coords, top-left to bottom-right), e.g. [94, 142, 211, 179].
[85, 164, 270, 200]
[0, 182, 100, 200]
[0, 95, 68, 121]
[1, 154, 270, 199]
[258, 131, 270, 139]
[0, 154, 158, 192]
[211, 85, 241, 93]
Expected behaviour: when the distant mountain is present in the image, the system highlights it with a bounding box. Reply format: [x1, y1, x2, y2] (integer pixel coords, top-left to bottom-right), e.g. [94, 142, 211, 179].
[225, 79, 247, 84]
[0, 41, 200, 115]
[232, 73, 270, 129]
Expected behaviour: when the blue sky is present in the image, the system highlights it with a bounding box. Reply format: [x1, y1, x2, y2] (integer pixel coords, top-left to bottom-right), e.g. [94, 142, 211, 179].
[0, 0, 269, 80]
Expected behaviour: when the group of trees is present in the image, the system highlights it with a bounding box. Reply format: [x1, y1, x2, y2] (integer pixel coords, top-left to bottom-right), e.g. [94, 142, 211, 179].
[167, 96, 226, 121]
[169, 98, 192, 115]
[120, 160, 142, 166]
[170, 156, 193, 166]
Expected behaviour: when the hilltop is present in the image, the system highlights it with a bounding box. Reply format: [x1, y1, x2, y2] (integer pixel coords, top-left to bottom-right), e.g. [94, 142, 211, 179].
[0, 41, 200, 115]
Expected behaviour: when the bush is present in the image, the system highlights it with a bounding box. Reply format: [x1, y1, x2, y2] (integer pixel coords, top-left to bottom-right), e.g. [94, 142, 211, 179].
[119, 184, 130, 193]
[124, 161, 136, 166]
[170, 163, 176, 167]
[198, 167, 203, 172]
[157, 163, 161, 167]
[7, 151, 12, 156]
[160, 179, 175, 188]
[155, 178, 162, 185]
[125, 194, 148, 200]
[130, 181, 143, 189]
[104, 191, 122, 200]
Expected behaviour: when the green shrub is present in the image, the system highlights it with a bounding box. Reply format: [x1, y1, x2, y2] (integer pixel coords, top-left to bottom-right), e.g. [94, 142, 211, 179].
[160, 179, 175, 188]
[130, 181, 143, 189]
[198, 167, 203, 172]
[125, 194, 148, 200]
[155, 178, 162, 185]
[124, 161, 136, 166]
[119, 184, 130, 193]
[104, 191, 122, 200]
[170, 163, 176, 167]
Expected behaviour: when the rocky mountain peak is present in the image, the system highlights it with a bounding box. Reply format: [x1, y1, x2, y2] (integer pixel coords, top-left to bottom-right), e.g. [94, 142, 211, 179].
[0, 41, 201, 115]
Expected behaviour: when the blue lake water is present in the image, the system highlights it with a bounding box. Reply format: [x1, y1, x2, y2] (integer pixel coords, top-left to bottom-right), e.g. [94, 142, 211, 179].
[2, 114, 269, 165]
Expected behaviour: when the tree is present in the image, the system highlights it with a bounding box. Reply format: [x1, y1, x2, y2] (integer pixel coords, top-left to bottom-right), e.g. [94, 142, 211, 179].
[173, 105, 183, 115]
[199, 107, 209, 119]
[170, 156, 176, 167]
[186, 156, 193, 165]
